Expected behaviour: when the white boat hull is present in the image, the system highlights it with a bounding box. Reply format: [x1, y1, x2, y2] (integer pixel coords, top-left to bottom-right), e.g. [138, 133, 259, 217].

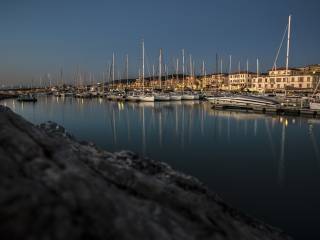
[139, 95, 155, 102]
[155, 95, 170, 101]
[310, 102, 320, 110]
[170, 95, 182, 101]
[207, 96, 278, 107]
[126, 95, 140, 101]
[181, 94, 195, 100]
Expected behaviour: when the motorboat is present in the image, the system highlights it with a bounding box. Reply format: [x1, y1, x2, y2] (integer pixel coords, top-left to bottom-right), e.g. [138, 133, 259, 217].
[207, 95, 279, 108]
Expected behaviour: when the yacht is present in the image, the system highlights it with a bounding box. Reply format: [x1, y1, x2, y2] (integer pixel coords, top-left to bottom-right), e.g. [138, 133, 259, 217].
[126, 92, 141, 101]
[310, 102, 320, 110]
[181, 92, 199, 100]
[155, 93, 170, 101]
[169, 93, 182, 101]
[207, 95, 279, 108]
[139, 94, 155, 102]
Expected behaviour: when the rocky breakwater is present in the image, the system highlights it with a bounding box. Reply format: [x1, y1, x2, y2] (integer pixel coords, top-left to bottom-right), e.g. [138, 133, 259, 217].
[0, 105, 292, 240]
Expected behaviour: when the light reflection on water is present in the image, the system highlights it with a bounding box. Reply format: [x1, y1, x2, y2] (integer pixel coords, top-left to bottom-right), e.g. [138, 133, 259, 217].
[1, 96, 320, 239]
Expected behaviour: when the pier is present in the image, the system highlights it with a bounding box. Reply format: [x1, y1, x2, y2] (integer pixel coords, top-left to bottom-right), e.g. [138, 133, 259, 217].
[211, 103, 320, 117]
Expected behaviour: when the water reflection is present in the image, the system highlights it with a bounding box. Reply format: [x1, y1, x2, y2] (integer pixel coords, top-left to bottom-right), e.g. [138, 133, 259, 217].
[1, 96, 320, 239]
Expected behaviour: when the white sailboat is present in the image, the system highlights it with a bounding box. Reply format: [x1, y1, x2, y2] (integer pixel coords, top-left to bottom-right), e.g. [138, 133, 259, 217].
[180, 50, 199, 100]
[154, 48, 170, 101]
[139, 40, 155, 102]
[170, 58, 182, 101]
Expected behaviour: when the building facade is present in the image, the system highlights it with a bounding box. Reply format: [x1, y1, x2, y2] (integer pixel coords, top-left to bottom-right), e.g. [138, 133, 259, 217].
[229, 72, 256, 90]
[251, 68, 318, 92]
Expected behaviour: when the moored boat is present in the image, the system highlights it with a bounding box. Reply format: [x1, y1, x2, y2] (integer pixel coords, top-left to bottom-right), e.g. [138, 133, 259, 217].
[169, 93, 182, 101]
[139, 94, 155, 102]
[155, 93, 170, 101]
[207, 95, 279, 108]
[17, 93, 37, 102]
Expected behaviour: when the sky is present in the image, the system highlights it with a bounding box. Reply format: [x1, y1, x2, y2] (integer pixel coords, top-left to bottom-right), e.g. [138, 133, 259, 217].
[0, 0, 319, 86]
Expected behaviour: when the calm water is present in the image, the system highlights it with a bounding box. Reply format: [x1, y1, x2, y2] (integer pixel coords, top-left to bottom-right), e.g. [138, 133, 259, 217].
[2, 96, 320, 239]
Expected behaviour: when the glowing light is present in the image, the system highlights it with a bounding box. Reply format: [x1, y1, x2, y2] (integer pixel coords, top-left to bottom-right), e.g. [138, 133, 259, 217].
[285, 119, 288, 127]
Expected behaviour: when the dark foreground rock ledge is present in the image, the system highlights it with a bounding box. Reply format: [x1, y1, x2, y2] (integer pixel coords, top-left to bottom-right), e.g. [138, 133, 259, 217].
[0, 105, 292, 240]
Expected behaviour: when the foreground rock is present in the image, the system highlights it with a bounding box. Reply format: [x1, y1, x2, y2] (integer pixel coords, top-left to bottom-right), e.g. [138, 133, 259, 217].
[0, 106, 292, 240]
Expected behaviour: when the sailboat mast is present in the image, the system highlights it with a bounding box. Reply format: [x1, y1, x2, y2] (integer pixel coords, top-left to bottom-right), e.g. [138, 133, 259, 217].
[112, 53, 115, 89]
[142, 40, 145, 93]
[159, 48, 162, 89]
[126, 54, 129, 88]
[182, 49, 185, 92]
[189, 55, 192, 79]
[256, 58, 259, 78]
[176, 58, 179, 82]
[285, 15, 292, 88]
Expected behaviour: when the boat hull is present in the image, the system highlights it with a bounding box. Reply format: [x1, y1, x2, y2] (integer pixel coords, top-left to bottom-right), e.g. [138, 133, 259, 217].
[126, 96, 140, 101]
[310, 102, 320, 110]
[170, 95, 182, 101]
[207, 96, 279, 108]
[139, 96, 155, 102]
[155, 95, 170, 101]
[181, 95, 195, 100]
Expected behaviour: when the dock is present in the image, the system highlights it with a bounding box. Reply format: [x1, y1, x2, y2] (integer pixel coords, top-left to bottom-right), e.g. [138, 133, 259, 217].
[211, 103, 320, 117]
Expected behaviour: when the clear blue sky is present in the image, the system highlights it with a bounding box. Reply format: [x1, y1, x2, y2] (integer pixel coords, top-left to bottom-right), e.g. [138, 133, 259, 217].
[0, 0, 319, 85]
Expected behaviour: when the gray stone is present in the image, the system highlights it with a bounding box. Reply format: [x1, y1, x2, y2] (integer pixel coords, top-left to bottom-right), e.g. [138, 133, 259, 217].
[0, 105, 292, 240]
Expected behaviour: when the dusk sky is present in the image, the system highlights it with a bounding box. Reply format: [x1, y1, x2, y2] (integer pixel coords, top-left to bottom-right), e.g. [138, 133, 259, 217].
[0, 0, 319, 86]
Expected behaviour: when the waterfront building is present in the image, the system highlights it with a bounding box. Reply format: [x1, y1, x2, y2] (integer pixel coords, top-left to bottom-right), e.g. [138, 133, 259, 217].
[199, 73, 228, 90]
[298, 64, 320, 75]
[251, 67, 319, 92]
[228, 72, 256, 90]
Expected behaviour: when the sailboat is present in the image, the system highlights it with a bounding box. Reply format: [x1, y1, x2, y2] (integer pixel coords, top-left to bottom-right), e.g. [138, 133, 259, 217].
[209, 15, 293, 107]
[180, 50, 199, 100]
[154, 49, 170, 101]
[170, 58, 182, 100]
[139, 40, 155, 102]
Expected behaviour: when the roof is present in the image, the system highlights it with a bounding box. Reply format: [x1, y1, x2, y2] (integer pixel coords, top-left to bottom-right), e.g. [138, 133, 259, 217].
[229, 71, 256, 75]
[268, 67, 300, 71]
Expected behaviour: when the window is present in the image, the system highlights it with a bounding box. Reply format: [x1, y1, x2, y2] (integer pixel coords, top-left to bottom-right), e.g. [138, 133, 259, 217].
[307, 77, 310, 82]
[258, 84, 261, 88]
[265, 79, 268, 83]
[258, 78, 262, 83]
[299, 84, 302, 88]
[299, 77, 304, 82]
[276, 78, 281, 82]
[277, 84, 280, 88]
[307, 84, 310, 88]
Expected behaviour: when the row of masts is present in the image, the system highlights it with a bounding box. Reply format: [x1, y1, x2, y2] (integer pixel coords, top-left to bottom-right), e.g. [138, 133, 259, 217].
[23, 15, 292, 91]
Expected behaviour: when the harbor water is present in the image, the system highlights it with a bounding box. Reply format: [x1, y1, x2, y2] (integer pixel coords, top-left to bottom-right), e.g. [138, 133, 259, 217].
[1, 96, 320, 239]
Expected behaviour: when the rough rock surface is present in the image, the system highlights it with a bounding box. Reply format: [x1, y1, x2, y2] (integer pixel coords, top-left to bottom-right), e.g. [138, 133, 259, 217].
[0, 105, 292, 240]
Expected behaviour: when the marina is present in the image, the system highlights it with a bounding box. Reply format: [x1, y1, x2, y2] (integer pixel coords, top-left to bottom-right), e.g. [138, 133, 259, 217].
[1, 0, 320, 238]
